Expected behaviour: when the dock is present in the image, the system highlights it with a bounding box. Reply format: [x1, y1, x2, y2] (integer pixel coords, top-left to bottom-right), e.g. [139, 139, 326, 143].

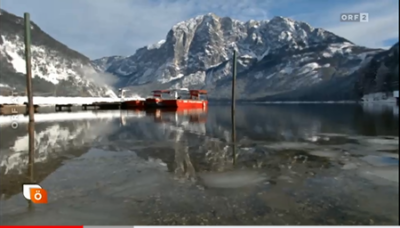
[1, 102, 123, 115]
[53, 101, 123, 112]
[0, 88, 210, 116]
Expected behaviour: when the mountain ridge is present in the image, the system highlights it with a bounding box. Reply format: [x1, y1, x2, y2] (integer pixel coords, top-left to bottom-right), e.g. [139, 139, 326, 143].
[92, 13, 386, 100]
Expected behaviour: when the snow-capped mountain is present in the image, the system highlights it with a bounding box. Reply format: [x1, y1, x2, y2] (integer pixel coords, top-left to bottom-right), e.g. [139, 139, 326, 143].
[91, 55, 125, 72]
[92, 13, 383, 100]
[0, 9, 117, 97]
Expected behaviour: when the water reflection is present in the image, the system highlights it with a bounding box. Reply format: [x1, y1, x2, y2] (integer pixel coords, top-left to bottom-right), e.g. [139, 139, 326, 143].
[0, 111, 123, 200]
[0, 104, 398, 225]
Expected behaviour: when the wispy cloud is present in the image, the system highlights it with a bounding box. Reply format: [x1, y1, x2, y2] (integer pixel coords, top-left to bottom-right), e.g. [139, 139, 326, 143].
[293, 0, 399, 49]
[2, 0, 398, 58]
[79, 66, 118, 87]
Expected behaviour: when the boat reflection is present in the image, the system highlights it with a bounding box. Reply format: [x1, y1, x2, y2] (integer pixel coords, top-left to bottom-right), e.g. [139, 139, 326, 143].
[146, 107, 207, 123]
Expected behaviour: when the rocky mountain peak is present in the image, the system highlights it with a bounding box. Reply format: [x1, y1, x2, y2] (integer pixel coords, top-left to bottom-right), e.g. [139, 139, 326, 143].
[92, 13, 382, 100]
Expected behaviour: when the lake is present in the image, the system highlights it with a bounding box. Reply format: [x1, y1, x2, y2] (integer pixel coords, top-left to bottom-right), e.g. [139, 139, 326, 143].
[0, 104, 398, 225]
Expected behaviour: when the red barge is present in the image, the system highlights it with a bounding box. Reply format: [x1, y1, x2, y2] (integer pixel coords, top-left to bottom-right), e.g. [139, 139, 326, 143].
[145, 88, 208, 109]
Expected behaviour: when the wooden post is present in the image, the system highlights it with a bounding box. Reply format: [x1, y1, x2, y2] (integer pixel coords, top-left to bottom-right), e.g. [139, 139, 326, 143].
[231, 49, 237, 165]
[24, 12, 35, 208]
[24, 13, 34, 121]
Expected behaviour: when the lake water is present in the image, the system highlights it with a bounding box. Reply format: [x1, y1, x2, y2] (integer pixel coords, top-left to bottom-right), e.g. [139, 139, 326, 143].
[0, 104, 398, 225]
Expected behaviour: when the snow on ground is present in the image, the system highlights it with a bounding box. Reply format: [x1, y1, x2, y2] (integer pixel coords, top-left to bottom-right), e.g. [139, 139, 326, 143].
[0, 96, 144, 105]
[1, 35, 71, 84]
[362, 92, 398, 103]
[0, 110, 146, 126]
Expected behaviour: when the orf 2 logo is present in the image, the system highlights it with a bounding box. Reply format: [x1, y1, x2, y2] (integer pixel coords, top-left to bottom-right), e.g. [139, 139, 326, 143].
[22, 184, 48, 204]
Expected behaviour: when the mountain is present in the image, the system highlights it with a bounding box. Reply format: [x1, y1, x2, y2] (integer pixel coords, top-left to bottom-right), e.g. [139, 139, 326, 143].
[91, 55, 125, 72]
[355, 42, 399, 96]
[92, 13, 383, 100]
[0, 9, 117, 97]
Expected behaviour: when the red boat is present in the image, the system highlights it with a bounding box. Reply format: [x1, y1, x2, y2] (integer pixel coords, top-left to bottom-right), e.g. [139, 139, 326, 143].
[145, 88, 208, 109]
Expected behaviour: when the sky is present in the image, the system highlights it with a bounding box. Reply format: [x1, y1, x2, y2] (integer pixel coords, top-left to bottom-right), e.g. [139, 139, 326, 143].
[2, 0, 399, 59]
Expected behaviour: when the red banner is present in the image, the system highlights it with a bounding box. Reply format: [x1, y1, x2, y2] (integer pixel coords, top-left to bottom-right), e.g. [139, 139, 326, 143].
[0, 226, 83, 228]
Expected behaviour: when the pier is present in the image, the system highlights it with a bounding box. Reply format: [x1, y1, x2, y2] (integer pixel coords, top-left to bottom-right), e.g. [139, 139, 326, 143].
[0, 96, 142, 115]
[56, 102, 121, 111]
[0, 99, 126, 115]
[82, 102, 121, 110]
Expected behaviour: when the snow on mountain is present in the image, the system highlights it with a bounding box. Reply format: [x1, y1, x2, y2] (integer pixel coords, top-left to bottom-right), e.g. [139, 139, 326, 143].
[91, 14, 386, 100]
[91, 55, 125, 72]
[0, 9, 117, 97]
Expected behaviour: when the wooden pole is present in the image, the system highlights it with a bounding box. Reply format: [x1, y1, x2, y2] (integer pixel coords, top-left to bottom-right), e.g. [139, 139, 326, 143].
[231, 49, 237, 165]
[24, 13, 34, 120]
[24, 13, 35, 208]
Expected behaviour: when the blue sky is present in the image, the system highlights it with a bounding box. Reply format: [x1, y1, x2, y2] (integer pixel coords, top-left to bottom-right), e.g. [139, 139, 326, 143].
[2, 0, 398, 59]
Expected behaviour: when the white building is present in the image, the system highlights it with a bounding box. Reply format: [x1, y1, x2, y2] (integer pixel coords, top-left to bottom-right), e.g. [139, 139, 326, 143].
[362, 90, 399, 104]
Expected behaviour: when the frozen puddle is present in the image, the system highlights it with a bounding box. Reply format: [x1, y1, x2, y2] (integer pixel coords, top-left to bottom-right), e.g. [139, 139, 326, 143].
[361, 155, 399, 167]
[264, 142, 317, 150]
[358, 167, 399, 183]
[307, 149, 342, 158]
[198, 170, 268, 188]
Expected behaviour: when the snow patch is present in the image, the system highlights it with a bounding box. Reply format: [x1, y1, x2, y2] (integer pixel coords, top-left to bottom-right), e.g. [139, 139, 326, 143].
[280, 66, 294, 74]
[159, 74, 185, 84]
[325, 42, 354, 56]
[362, 92, 397, 103]
[258, 47, 270, 61]
[147, 40, 166, 50]
[298, 62, 320, 74]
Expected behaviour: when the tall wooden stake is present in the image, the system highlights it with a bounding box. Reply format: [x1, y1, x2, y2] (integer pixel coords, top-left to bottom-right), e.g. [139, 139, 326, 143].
[24, 13, 35, 208]
[231, 49, 237, 165]
[24, 13, 34, 121]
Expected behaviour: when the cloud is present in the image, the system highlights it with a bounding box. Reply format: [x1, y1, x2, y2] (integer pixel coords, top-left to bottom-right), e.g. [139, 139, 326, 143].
[291, 0, 399, 48]
[78, 66, 118, 87]
[1, 0, 398, 59]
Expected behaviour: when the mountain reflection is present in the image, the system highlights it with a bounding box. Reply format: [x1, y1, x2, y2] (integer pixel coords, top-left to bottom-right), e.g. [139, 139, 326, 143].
[0, 109, 208, 199]
[0, 104, 398, 225]
[0, 104, 398, 199]
[0, 111, 122, 198]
